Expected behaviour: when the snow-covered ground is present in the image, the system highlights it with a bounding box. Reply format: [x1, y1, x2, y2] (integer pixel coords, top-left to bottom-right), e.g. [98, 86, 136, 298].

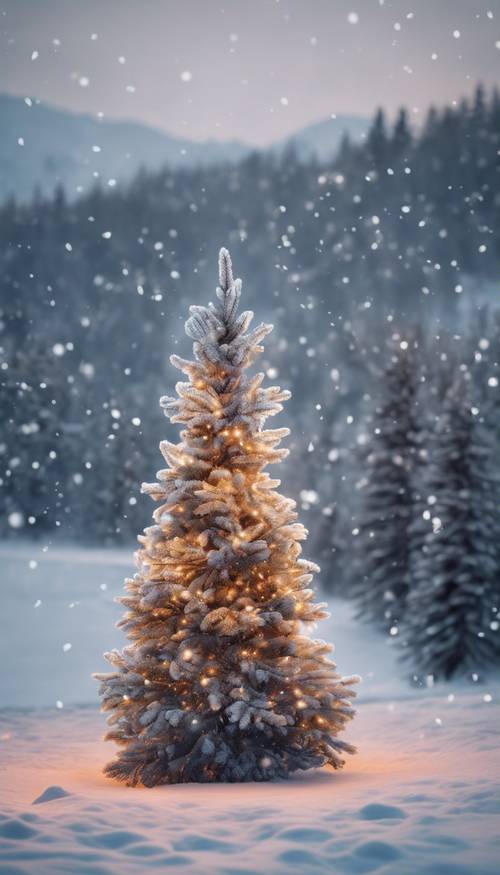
[1, 542, 499, 874]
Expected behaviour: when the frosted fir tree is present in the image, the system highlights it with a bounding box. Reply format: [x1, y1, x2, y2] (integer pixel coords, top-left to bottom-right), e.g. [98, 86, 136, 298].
[402, 375, 500, 680]
[95, 249, 358, 785]
[353, 336, 422, 631]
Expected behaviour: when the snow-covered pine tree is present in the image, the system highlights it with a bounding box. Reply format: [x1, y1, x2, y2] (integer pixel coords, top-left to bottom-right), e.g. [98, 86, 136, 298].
[95, 248, 358, 785]
[402, 373, 500, 680]
[353, 335, 422, 631]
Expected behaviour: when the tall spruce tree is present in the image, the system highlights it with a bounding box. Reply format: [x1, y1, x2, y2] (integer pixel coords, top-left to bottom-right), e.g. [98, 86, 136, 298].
[402, 375, 500, 679]
[353, 336, 421, 630]
[95, 249, 358, 785]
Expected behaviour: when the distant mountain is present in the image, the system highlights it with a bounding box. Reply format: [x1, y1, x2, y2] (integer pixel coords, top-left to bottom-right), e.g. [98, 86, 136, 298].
[0, 93, 370, 202]
[281, 114, 369, 161]
[0, 94, 249, 201]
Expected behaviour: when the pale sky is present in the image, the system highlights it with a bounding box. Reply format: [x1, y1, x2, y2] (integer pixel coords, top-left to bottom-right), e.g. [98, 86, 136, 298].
[1, 0, 499, 145]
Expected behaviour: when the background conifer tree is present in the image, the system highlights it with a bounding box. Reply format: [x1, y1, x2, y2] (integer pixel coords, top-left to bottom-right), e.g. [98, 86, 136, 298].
[353, 336, 422, 631]
[402, 375, 500, 679]
[95, 249, 358, 785]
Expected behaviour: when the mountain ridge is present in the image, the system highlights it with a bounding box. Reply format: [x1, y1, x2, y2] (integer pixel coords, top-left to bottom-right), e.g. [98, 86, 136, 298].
[0, 92, 369, 201]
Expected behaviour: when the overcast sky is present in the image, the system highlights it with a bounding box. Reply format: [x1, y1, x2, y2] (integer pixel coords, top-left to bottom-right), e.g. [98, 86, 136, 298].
[1, 0, 499, 145]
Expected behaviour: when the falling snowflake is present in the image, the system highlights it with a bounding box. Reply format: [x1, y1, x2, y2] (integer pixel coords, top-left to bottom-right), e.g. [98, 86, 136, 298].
[8, 512, 24, 529]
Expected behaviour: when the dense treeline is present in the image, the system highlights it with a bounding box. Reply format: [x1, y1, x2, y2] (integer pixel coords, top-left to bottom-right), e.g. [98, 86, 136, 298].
[1, 86, 499, 592]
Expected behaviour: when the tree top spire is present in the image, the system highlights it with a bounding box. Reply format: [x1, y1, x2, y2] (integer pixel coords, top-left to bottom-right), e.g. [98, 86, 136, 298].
[218, 246, 233, 292]
[183, 248, 267, 367]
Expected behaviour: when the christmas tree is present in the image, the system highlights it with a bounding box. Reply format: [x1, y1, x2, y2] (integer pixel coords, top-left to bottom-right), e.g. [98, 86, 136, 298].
[95, 248, 358, 785]
[402, 374, 500, 679]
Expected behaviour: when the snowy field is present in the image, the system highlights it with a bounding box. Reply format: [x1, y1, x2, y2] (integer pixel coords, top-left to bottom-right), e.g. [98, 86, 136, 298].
[1, 543, 500, 875]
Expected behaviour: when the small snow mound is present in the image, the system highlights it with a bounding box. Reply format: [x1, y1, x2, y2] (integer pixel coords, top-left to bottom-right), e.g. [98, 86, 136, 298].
[355, 840, 403, 861]
[173, 834, 237, 853]
[279, 848, 323, 866]
[0, 818, 38, 839]
[32, 785, 71, 805]
[358, 802, 407, 820]
[279, 827, 332, 843]
[79, 829, 143, 849]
